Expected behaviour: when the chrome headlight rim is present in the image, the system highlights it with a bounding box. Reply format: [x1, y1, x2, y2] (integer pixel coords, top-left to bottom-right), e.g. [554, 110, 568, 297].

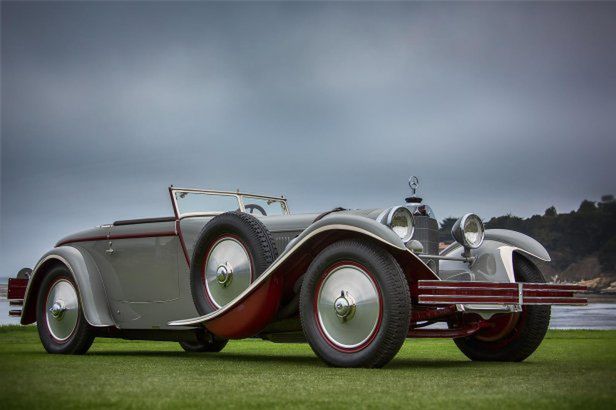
[385, 206, 415, 243]
[452, 213, 485, 249]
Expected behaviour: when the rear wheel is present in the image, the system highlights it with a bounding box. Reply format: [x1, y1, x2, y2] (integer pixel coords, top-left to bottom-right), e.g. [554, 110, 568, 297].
[300, 239, 411, 368]
[453, 255, 551, 362]
[36, 266, 94, 354]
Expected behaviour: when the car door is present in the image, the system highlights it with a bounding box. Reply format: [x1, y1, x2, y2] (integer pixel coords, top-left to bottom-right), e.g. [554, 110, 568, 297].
[103, 221, 180, 303]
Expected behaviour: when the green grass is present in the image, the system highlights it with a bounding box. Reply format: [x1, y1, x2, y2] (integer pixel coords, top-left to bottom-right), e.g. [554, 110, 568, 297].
[0, 327, 615, 409]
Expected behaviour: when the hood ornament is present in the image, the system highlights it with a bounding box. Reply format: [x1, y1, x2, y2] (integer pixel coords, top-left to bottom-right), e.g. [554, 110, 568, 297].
[409, 176, 420, 196]
[406, 176, 422, 204]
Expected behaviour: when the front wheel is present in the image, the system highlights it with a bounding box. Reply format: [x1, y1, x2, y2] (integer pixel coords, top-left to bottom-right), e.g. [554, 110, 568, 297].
[453, 255, 551, 362]
[300, 239, 411, 368]
[36, 265, 95, 354]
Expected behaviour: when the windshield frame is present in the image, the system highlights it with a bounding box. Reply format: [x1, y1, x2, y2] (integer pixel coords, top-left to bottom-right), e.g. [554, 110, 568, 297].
[169, 187, 290, 218]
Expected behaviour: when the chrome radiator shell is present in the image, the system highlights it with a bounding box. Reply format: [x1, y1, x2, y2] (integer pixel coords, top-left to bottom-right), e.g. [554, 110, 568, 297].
[414, 215, 439, 273]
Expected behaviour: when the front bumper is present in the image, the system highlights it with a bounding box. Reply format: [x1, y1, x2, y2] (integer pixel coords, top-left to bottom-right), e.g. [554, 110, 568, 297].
[417, 280, 587, 306]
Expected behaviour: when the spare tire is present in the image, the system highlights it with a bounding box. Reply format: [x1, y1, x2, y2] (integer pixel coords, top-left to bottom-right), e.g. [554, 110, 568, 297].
[190, 211, 279, 316]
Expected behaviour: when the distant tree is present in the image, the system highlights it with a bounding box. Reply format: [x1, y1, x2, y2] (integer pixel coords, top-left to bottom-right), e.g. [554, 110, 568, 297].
[601, 194, 614, 203]
[485, 214, 525, 232]
[440, 217, 457, 231]
[438, 217, 458, 242]
[544, 206, 557, 217]
[437, 196, 614, 277]
[578, 200, 597, 214]
[598, 237, 616, 272]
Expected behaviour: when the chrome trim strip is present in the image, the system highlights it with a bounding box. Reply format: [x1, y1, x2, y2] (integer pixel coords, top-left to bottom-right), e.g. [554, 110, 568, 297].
[178, 211, 226, 219]
[420, 295, 521, 300]
[523, 283, 586, 290]
[419, 295, 585, 301]
[421, 299, 587, 306]
[418, 282, 584, 291]
[419, 286, 581, 294]
[418, 254, 471, 262]
[418, 285, 517, 291]
[519, 301, 587, 305]
[524, 302, 588, 305]
[518, 282, 524, 305]
[169, 224, 416, 327]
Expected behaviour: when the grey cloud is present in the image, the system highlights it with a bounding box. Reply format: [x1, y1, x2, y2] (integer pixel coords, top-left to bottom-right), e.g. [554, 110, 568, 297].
[2, 1, 615, 277]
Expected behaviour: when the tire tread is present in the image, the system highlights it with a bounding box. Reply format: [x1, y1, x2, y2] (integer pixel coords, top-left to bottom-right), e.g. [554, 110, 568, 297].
[189, 211, 279, 316]
[36, 266, 95, 354]
[453, 255, 551, 362]
[299, 239, 410, 368]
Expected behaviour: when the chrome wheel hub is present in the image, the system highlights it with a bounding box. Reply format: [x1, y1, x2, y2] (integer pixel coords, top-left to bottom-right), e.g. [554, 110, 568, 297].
[216, 263, 233, 287]
[334, 291, 356, 321]
[49, 301, 67, 319]
[204, 237, 252, 308]
[45, 279, 79, 341]
[316, 264, 381, 349]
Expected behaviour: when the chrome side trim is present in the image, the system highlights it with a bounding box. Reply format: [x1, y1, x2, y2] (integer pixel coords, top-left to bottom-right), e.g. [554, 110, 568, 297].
[418, 254, 470, 262]
[421, 295, 522, 300]
[421, 298, 587, 306]
[418, 285, 516, 290]
[518, 282, 524, 305]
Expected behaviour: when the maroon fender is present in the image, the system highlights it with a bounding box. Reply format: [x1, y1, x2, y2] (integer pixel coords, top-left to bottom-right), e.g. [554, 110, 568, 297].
[204, 274, 284, 339]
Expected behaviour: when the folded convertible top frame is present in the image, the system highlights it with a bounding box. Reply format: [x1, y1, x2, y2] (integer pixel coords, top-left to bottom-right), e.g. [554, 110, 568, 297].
[416, 280, 587, 306]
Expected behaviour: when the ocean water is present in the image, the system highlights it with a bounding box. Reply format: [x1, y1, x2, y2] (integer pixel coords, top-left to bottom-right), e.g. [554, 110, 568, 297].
[549, 303, 616, 330]
[0, 300, 21, 326]
[1, 299, 615, 329]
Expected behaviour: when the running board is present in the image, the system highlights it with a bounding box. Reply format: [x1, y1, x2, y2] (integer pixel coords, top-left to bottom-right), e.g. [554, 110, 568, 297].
[417, 280, 587, 306]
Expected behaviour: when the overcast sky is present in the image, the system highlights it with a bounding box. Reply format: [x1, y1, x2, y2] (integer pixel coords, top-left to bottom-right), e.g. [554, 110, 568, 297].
[1, 1, 615, 277]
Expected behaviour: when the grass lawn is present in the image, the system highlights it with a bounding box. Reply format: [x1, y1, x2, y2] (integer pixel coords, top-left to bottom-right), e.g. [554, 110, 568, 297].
[0, 327, 615, 409]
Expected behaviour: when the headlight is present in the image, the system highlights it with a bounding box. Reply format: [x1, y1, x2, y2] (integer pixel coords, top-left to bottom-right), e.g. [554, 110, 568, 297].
[451, 213, 485, 249]
[386, 206, 415, 242]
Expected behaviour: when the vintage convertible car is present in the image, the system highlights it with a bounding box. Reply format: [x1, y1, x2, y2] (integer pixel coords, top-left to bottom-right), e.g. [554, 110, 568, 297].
[7, 178, 586, 367]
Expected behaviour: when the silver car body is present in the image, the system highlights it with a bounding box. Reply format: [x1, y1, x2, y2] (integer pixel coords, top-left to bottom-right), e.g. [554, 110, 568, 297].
[20, 186, 549, 332]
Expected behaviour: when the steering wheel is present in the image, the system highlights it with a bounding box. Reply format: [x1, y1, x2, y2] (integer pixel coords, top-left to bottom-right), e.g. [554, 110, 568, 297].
[244, 204, 267, 216]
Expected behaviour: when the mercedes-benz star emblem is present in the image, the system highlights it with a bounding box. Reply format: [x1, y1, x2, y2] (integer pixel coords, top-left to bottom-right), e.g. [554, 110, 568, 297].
[409, 176, 420, 195]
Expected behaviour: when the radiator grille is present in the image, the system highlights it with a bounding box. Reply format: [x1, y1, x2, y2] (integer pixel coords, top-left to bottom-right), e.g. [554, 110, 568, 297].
[413, 216, 439, 273]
